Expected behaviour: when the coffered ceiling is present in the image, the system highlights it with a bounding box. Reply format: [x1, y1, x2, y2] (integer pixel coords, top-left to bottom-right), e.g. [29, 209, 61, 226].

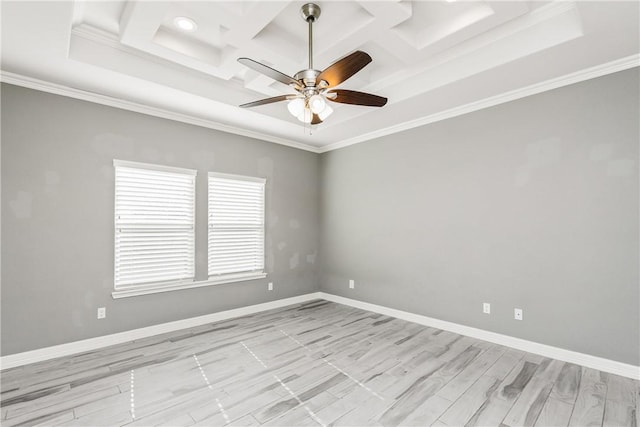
[1, 1, 638, 152]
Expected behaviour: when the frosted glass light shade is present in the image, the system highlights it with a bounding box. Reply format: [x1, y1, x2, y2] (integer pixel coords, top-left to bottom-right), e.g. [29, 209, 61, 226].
[297, 108, 312, 123]
[318, 103, 333, 121]
[287, 98, 305, 116]
[308, 94, 326, 114]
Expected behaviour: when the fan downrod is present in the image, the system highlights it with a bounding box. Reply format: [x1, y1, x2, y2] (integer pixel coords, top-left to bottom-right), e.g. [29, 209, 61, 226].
[300, 3, 321, 22]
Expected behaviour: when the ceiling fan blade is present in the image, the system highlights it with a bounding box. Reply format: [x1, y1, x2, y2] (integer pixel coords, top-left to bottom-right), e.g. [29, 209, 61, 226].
[316, 51, 372, 88]
[326, 89, 387, 107]
[240, 95, 297, 108]
[238, 58, 299, 87]
[311, 114, 323, 125]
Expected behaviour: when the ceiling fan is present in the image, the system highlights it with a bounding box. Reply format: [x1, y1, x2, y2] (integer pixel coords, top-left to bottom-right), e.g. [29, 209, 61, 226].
[237, 3, 387, 125]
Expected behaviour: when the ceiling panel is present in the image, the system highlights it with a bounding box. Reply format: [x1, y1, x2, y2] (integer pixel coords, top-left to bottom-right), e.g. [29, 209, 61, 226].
[1, 0, 638, 151]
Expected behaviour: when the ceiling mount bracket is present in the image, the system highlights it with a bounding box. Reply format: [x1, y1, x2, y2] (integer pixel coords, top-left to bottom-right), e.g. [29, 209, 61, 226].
[300, 3, 321, 23]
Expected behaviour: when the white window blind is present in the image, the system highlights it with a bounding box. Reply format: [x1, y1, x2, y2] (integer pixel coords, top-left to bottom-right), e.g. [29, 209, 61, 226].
[114, 160, 196, 291]
[208, 173, 265, 277]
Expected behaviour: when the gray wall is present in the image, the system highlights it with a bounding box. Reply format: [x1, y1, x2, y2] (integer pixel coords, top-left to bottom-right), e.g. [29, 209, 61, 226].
[1, 84, 321, 355]
[319, 68, 639, 365]
[2, 69, 638, 366]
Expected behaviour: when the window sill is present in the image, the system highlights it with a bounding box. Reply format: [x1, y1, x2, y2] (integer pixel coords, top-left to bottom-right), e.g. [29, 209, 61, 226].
[112, 272, 267, 299]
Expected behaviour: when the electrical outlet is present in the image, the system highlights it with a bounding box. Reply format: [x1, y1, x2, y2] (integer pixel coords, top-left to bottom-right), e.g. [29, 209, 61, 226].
[514, 308, 523, 320]
[268, 282, 273, 291]
[97, 307, 106, 319]
[483, 303, 491, 314]
[349, 279, 355, 289]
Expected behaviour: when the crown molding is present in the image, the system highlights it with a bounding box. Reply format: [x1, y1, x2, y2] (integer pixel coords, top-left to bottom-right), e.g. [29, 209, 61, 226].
[2, 54, 638, 155]
[0, 71, 321, 154]
[318, 54, 640, 153]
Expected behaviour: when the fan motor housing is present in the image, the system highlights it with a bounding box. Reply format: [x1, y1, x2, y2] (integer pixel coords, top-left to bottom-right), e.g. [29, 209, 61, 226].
[294, 69, 321, 88]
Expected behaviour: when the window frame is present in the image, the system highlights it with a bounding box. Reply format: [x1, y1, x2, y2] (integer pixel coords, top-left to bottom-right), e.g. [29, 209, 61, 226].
[112, 160, 197, 299]
[111, 162, 267, 299]
[207, 171, 267, 283]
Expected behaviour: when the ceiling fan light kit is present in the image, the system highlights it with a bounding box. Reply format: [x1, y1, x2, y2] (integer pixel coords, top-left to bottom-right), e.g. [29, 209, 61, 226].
[237, 3, 387, 127]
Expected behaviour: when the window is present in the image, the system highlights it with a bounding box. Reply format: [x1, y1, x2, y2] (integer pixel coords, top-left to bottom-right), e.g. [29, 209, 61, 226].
[113, 160, 196, 296]
[208, 172, 266, 280]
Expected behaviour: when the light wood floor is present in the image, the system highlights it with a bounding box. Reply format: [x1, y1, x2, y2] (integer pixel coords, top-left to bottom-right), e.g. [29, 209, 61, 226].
[1, 300, 638, 427]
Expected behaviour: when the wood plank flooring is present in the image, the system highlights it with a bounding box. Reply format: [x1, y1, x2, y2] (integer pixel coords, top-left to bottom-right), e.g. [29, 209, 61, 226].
[1, 300, 638, 426]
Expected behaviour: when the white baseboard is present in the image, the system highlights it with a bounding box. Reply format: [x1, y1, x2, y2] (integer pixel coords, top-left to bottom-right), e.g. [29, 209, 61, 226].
[0, 293, 322, 370]
[318, 292, 640, 380]
[3, 291, 638, 380]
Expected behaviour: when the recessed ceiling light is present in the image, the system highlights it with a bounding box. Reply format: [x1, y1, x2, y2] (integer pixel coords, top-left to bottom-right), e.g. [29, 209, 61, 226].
[446, 0, 456, 2]
[173, 17, 197, 32]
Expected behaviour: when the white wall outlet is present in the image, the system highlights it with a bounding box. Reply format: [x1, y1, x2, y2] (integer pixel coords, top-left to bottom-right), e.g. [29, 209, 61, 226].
[97, 307, 106, 319]
[483, 303, 491, 314]
[514, 308, 523, 320]
[349, 279, 355, 289]
[268, 282, 273, 291]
